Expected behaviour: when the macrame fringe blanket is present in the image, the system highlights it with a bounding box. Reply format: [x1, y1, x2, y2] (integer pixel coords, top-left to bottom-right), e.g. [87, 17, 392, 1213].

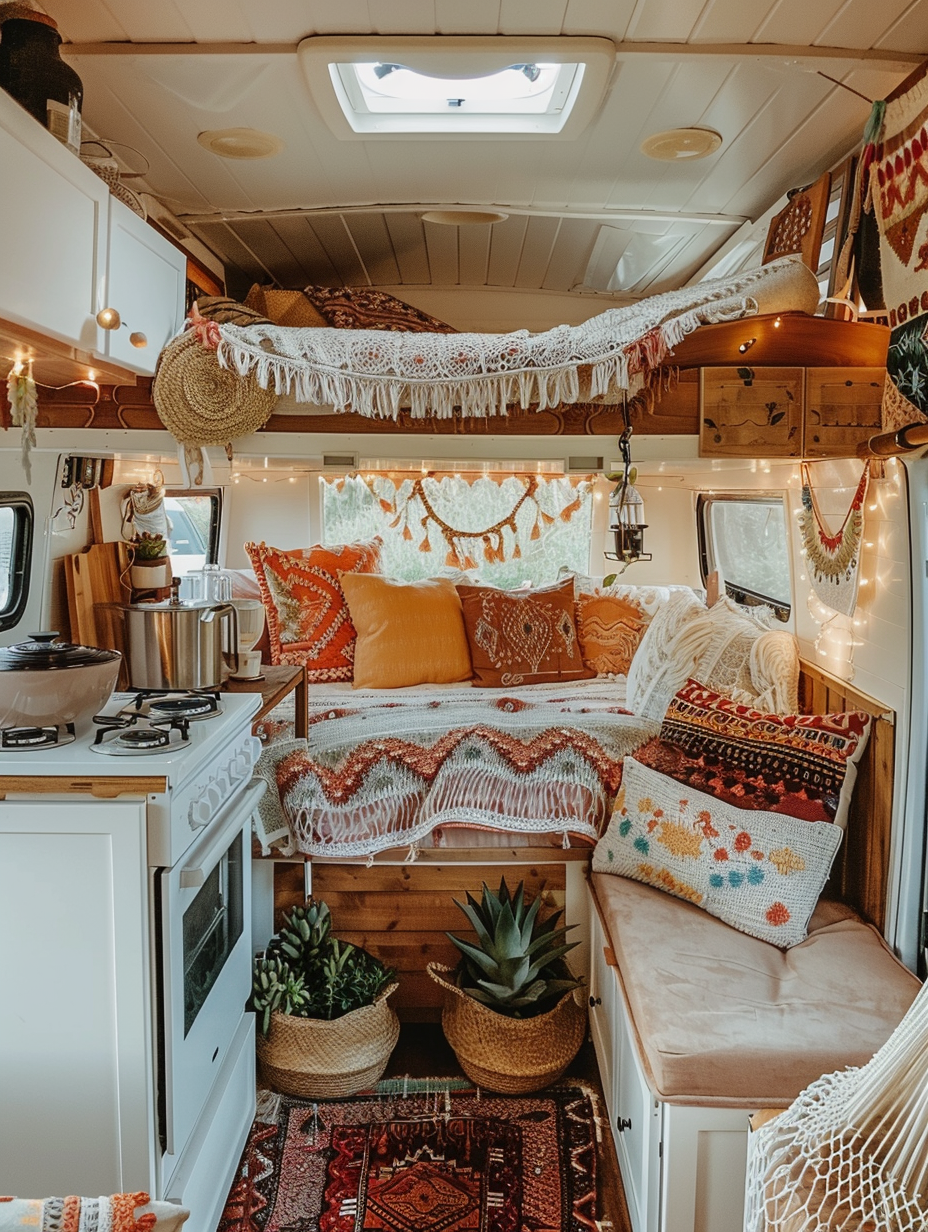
[215, 258, 807, 420]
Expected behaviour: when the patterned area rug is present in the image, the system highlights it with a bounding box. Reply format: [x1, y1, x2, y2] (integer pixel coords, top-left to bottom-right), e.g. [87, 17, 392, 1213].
[219, 1084, 599, 1232]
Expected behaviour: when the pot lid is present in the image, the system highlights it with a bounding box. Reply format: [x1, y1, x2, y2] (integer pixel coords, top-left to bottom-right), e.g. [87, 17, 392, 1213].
[0, 632, 121, 670]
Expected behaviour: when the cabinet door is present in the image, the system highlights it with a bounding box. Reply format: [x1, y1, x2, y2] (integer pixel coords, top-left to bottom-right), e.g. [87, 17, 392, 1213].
[103, 197, 185, 375]
[700, 367, 803, 457]
[0, 799, 154, 1196]
[587, 905, 617, 1112]
[803, 367, 884, 457]
[0, 91, 107, 352]
[612, 992, 663, 1232]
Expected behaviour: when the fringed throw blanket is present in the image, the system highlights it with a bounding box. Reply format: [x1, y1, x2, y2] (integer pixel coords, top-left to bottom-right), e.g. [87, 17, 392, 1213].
[253, 681, 658, 858]
[215, 257, 817, 420]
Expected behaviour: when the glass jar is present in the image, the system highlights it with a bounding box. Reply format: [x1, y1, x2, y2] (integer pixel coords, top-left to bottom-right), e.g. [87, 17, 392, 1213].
[0, 12, 83, 151]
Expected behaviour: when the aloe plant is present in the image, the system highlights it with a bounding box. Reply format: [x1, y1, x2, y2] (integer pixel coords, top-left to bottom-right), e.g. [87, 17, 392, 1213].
[447, 878, 582, 1018]
[250, 900, 394, 1034]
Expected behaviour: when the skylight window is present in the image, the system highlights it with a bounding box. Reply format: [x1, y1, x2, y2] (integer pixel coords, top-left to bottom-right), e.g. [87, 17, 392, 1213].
[299, 36, 615, 140]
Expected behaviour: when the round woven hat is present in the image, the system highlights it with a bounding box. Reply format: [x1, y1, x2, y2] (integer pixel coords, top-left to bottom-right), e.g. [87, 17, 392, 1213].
[153, 300, 277, 448]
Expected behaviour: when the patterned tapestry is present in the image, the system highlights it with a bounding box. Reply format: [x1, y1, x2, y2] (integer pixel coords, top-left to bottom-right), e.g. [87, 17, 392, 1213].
[871, 71, 928, 430]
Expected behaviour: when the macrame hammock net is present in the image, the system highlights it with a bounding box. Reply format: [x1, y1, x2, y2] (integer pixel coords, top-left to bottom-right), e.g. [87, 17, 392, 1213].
[210, 257, 814, 420]
[745, 977, 928, 1231]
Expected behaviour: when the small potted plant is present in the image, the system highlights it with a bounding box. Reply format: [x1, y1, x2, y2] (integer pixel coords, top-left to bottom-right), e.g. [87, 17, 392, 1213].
[250, 899, 398, 1098]
[130, 531, 170, 590]
[428, 878, 586, 1093]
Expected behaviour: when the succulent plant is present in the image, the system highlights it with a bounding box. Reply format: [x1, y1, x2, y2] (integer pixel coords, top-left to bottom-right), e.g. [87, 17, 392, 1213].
[132, 531, 168, 561]
[447, 877, 582, 1019]
[249, 899, 394, 1034]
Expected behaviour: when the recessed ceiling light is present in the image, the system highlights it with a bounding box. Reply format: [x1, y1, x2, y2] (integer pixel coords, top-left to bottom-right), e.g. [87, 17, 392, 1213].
[640, 128, 722, 162]
[421, 210, 509, 225]
[197, 128, 284, 159]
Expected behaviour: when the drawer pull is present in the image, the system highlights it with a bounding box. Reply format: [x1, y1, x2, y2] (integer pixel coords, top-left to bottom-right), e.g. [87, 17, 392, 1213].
[589, 996, 602, 1008]
[616, 1117, 632, 1133]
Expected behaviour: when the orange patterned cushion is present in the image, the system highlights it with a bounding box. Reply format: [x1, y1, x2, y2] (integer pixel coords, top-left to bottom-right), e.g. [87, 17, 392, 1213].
[576, 592, 646, 676]
[457, 579, 594, 688]
[339, 575, 473, 688]
[244, 539, 381, 682]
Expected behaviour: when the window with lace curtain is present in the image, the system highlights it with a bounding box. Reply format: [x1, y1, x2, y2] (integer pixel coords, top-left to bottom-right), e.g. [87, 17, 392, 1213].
[322, 472, 594, 587]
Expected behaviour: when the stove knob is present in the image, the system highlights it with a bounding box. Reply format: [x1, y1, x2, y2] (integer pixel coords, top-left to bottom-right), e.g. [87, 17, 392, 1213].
[188, 794, 212, 829]
[234, 751, 252, 778]
[213, 770, 231, 798]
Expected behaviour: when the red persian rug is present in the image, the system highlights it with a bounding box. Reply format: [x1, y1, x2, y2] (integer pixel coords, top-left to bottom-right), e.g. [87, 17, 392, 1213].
[219, 1085, 599, 1232]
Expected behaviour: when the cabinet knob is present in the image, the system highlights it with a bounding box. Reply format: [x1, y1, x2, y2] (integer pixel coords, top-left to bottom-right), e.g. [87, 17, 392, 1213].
[96, 306, 121, 329]
[616, 1117, 632, 1133]
[589, 996, 602, 1008]
[130, 331, 148, 348]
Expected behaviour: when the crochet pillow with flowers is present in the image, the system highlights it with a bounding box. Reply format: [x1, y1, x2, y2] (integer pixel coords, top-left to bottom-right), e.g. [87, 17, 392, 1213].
[0, 1194, 188, 1232]
[245, 538, 382, 682]
[593, 757, 843, 947]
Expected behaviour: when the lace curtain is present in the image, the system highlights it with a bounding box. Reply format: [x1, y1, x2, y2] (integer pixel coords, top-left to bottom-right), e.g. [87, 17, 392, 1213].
[322, 473, 593, 588]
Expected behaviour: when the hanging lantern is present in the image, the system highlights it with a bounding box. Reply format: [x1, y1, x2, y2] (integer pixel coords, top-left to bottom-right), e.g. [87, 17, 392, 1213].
[605, 422, 652, 570]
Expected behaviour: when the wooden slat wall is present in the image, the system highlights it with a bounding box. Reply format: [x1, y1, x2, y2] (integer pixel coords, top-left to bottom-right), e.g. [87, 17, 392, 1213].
[274, 859, 568, 1022]
[797, 660, 894, 930]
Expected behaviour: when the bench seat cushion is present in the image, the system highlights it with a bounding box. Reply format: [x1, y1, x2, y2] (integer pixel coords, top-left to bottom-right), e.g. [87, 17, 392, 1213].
[590, 872, 920, 1108]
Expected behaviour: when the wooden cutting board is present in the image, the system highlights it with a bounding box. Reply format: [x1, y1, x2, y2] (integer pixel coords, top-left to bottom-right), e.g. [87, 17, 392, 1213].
[64, 542, 132, 650]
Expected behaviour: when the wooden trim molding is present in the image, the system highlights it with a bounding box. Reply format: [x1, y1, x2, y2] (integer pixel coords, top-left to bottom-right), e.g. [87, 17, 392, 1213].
[797, 660, 894, 931]
[0, 775, 167, 798]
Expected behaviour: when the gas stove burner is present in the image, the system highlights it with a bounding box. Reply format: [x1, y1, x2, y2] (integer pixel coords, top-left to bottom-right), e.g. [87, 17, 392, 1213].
[115, 727, 172, 750]
[1, 723, 76, 749]
[120, 690, 223, 722]
[148, 695, 218, 720]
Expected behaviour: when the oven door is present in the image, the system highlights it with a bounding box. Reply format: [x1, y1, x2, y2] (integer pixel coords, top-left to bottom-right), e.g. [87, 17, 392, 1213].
[159, 778, 266, 1157]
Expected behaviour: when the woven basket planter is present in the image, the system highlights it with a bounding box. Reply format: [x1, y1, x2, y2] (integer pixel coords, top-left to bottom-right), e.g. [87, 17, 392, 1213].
[256, 982, 400, 1099]
[427, 963, 586, 1094]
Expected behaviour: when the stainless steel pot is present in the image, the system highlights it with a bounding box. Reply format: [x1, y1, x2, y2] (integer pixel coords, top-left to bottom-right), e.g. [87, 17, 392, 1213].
[105, 591, 239, 690]
[0, 632, 121, 733]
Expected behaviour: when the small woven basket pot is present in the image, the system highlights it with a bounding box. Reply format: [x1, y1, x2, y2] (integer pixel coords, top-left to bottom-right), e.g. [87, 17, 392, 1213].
[427, 964, 586, 1094]
[256, 982, 400, 1099]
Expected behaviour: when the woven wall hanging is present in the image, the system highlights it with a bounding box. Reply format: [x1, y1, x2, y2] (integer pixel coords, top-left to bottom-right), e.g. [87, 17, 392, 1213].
[798, 462, 870, 617]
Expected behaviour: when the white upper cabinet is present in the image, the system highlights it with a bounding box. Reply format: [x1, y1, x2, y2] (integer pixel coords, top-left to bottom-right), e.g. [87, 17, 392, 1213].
[0, 88, 107, 355]
[0, 88, 186, 378]
[102, 196, 185, 375]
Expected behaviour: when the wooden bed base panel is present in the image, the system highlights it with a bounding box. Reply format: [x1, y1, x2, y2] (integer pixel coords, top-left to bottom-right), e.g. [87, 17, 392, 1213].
[274, 858, 571, 1022]
[797, 660, 894, 931]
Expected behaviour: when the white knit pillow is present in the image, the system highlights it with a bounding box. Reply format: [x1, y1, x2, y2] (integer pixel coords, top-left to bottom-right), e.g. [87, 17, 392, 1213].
[626, 590, 708, 720]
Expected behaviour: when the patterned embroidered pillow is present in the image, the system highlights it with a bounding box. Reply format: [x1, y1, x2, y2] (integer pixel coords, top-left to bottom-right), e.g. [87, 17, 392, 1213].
[645, 679, 872, 829]
[575, 592, 646, 676]
[593, 757, 843, 947]
[301, 286, 458, 333]
[244, 539, 382, 682]
[456, 578, 594, 687]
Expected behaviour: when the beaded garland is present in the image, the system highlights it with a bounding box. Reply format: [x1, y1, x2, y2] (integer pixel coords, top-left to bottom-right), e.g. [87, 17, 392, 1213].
[797, 462, 870, 617]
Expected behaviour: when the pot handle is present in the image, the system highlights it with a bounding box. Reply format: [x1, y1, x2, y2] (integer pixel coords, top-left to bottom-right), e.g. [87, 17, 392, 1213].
[201, 602, 240, 674]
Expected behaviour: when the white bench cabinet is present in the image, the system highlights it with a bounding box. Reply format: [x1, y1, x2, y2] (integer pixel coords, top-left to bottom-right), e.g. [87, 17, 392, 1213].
[589, 897, 749, 1232]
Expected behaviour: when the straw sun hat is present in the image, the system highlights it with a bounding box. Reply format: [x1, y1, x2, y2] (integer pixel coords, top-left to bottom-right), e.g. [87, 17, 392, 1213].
[153, 298, 278, 481]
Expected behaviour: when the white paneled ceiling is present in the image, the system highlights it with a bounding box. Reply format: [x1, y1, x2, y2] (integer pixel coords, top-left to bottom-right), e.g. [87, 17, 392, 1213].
[34, 0, 928, 298]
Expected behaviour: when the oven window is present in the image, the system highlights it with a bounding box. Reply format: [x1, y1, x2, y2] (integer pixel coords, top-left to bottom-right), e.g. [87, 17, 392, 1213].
[182, 831, 243, 1036]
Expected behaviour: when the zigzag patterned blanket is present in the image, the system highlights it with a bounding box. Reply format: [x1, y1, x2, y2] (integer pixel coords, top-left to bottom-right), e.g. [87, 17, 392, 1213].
[253, 680, 658, 858]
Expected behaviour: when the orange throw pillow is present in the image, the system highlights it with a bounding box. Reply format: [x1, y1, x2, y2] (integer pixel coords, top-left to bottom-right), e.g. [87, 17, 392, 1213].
[244, 539, 381, 681]
[576, 592, 646, 676]
[339, 575, 473, 689]
[457, 578, 594, 688]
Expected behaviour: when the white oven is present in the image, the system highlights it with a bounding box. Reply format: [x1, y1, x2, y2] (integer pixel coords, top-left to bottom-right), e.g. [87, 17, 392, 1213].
[158, 778, 266, 1159]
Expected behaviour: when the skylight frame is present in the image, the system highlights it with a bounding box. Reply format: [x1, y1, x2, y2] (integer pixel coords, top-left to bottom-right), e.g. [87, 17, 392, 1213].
[299, 36, 616, 141]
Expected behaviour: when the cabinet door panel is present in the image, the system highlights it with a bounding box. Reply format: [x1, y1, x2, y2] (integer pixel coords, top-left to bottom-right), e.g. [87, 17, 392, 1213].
[0, 801, 152, 1196]
[700, 367, 803, 457]
[803, 367, 884, 457]
[612, 991, 662, 1232]
[0, 102, 106, 351]
[587, 907, 617, 1111]
[104, 198, 185, 374]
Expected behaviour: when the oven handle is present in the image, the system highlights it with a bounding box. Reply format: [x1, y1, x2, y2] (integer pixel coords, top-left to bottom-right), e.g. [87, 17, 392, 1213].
[178, 779, 267, 889]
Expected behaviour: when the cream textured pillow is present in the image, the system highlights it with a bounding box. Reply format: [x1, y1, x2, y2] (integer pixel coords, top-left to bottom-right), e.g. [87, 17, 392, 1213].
[339, 574, 473, 689]
[593, 757, 843, 947]
[626, 590, 707, 720]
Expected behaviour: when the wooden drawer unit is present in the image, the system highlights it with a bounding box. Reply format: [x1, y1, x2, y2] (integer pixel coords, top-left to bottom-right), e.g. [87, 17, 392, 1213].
[700, 367, 803, 457]
[803, 367, 884, 457]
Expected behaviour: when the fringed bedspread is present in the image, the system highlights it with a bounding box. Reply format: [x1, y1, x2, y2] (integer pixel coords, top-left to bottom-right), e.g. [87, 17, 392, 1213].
[253, 680, 659, 858]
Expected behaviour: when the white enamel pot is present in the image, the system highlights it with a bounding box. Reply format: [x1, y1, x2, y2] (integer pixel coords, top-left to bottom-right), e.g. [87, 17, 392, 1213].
[0, 632, 121, 735]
